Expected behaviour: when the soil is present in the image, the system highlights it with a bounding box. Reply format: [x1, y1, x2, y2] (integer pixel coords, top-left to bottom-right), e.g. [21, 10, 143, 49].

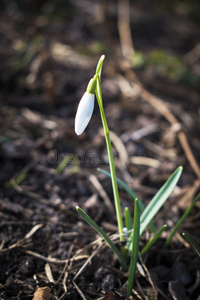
[0, 1, 200, 299]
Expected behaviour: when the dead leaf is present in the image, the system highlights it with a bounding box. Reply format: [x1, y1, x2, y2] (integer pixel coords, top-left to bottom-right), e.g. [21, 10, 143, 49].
[33, 287, 51, 300]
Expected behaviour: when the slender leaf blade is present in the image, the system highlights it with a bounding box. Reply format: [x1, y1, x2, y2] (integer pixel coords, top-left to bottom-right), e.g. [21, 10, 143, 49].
[140, 166, 182, 236]
[127, 199, 140, 298]
[166, 193, 200, 246]
[141, 224, 167, 255]
[76, 206, 127, 270]
[182, 233, 200, 257]
[98, 168, 155, 233]
[124, 207, 132, 250]
[56, 155, 72, 174]
[124, 207, 132, 231]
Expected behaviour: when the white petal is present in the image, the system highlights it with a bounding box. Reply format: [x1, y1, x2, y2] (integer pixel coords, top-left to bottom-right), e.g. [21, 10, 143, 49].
[75, 92, 95, 135]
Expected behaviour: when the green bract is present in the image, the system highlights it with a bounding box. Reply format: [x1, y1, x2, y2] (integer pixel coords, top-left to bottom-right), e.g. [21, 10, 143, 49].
[86, 75, 97, 94]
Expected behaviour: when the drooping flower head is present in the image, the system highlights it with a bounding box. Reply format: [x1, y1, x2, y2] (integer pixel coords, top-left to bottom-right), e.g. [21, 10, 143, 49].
[75, 75, 97, 135]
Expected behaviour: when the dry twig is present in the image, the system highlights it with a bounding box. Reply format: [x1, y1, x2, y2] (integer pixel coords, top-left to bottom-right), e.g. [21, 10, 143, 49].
[89, 175, 114, 214]
[118, 0, 134, 57]
[73, 281, 88, 300]
[73, 242, 103, 280]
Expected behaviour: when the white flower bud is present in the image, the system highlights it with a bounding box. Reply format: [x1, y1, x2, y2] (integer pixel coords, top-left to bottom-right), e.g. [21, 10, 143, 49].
[75, 92, 95, 135]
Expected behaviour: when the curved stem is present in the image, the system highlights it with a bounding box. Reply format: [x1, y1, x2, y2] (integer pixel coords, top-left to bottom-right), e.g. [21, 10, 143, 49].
[95, 76, 124, 241]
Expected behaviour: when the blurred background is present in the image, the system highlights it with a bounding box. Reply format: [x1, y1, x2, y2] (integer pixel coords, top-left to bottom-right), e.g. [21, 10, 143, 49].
[1, 0, 200, 186]
[1, 0, 200, 108]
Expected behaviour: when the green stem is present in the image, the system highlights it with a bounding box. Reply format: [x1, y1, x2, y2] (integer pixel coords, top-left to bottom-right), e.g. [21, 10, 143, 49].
[95, 76, 124, 241]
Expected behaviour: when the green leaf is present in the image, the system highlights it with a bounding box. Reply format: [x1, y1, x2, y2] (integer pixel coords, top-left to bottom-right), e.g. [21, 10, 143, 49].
[182, 233, 200, 257]
[141, 224, 167, 255]
[56, 155, 73, 174]
[98, 168, 155, 233]
[127, 166, 182, 252]
[140, 166, 182, 235]
[76, 206, 127, 270]
[15, 173, 26, 185]
[98, 168, 138, 204]
[124, 207, 132, 231]
[124, 207, 132, 250]
[166, 193, 200, 246]
[127, 199, 140, 298]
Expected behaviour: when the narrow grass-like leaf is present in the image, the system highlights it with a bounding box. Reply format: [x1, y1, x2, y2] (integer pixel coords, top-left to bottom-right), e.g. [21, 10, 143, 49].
[124, 207, 132, 231]
[6, 172, 26, 189]
[140, 166, 182, 235]
[182, 233, 200, 257]
[98, 168, 139, 207]
[141, 224, 167, 255]
[124, 207, 132, 250]
[127, 199, 140, 298]
[98, 168, 155, 233]
[166, 193, 200, 246]
[56, 155, 73, 174]
[76, 206, 127, 270]
[16, 173, 26, 185]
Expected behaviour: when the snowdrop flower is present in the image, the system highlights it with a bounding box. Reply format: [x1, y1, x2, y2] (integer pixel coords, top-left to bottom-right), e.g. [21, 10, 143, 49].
[75, 75, 97, 135]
